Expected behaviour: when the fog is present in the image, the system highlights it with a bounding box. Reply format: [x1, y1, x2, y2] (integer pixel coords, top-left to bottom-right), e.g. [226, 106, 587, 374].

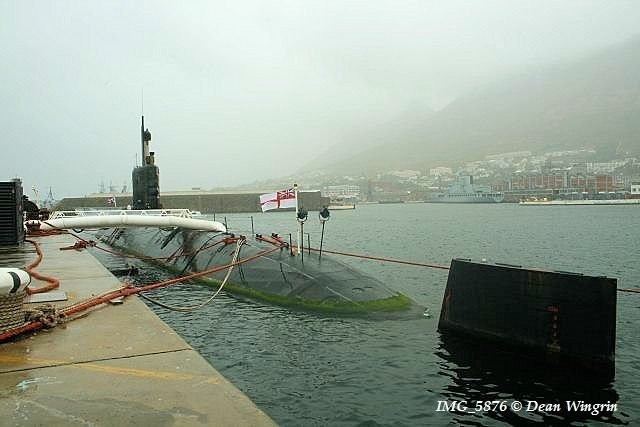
[2, 0, 639, 197]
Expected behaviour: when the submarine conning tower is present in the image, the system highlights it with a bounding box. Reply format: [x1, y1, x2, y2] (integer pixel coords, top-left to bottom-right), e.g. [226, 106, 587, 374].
[132, 115, 160, 210]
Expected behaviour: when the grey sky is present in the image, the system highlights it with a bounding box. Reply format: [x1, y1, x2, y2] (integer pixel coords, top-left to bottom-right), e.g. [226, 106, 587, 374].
[2, 0, 640, 197]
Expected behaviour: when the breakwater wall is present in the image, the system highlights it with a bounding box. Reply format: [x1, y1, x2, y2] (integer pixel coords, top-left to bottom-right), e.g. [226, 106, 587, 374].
[55, 191, 329, 213]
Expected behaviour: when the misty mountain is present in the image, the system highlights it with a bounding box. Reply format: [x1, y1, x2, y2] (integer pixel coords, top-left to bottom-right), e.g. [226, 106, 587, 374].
[304, 106, 436, 172]
[309, 36, 640, 174]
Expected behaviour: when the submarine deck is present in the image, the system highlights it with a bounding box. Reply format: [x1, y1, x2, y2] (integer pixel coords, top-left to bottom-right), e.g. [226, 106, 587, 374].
[0, 233, 276, 426]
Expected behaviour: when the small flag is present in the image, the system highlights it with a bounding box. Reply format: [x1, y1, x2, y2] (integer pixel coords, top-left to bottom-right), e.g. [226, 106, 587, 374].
[260, 188, 296, 212]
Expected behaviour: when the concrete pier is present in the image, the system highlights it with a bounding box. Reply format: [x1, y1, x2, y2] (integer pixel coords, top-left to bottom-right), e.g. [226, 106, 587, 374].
[55, 190, 329, 214]
[0, 234, 276, 426]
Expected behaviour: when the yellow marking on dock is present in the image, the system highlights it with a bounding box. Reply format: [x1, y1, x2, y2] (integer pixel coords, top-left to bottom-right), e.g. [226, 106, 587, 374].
[0, 234, 275, 425]
[78, 363, 196, 381]
[0, 355, 68, 366]
[0, 355, 221, 383]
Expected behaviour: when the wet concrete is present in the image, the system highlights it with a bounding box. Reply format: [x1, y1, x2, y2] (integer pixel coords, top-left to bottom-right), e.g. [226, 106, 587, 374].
[0, 234, 276, 426]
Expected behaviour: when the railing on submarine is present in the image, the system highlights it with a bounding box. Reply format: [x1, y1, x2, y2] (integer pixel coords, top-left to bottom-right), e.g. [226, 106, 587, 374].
[49, 209, 198, 219]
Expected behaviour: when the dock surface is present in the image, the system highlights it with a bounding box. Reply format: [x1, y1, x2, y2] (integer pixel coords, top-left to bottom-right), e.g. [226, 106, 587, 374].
[0, 234, 276, 426]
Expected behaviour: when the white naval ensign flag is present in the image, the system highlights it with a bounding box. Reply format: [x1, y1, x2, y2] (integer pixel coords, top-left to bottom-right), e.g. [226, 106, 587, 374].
[259, 188, 297, 212]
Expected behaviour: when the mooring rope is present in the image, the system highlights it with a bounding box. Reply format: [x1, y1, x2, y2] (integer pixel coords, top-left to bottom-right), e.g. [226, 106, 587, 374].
[24, 239, 61, 295]
[10, 227, 637, 345]
[32, 222, 226, 262]
[0, 242, 280, 343]
[0, 291, 28, 333]
[64, 227, 226, 262]
[306, 246, 638, 294]
[138, 238, 245, 312]
[306, 246, 451, 270]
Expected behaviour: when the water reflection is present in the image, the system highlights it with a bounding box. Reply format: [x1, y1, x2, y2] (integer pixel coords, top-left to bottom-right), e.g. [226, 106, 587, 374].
[435, 333, 625, 425]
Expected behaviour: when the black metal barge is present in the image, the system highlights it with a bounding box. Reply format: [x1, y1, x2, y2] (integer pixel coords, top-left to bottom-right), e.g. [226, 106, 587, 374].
[439, 259, 616, 380]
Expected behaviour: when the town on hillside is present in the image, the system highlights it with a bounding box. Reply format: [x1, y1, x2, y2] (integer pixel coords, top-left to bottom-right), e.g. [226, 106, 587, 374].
[307, 149, 640, 204]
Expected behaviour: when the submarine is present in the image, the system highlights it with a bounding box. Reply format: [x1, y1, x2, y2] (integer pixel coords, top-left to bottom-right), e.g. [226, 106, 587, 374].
[94, 226, 413, 314]
[81, 117, 415, 315]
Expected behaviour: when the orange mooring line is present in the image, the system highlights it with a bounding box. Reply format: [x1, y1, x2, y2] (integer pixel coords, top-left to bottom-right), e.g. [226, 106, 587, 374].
[0, 242, 280, 343]
[307, 247, 451, 270]
[24, 239, 61, 295]
[308, 247, 640, 295]
[7, 232, 636, 343]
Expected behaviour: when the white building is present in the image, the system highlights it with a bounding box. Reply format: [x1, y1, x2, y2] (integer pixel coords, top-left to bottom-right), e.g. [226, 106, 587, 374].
[485, 151, 531, 160]
[631, 182, 640, 195]
[586, 161, 627, 174]
[323, 185, 361, 199]
[429, 167, 453, 177]
[390, 170, 421, 179]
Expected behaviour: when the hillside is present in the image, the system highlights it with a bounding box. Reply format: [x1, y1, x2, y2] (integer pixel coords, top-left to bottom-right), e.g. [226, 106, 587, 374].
[309, 36, 640, 174]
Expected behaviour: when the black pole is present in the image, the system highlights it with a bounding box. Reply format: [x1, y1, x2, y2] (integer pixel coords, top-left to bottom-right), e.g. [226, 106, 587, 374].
[289, 233, 293, 256]
[307, 233, 311, 255]
[224, 216, 228, 231]
[141, 116, 145, 165]
[300, 222, 304, 264]
[251, 216, 254, 235]
[319, 221, 326, 260]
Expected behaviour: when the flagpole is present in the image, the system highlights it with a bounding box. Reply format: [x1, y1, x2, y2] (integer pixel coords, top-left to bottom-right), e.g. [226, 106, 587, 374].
[294, 183, 300, 256]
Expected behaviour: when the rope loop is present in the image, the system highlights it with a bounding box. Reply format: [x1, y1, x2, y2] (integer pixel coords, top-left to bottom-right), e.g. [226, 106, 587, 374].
[26, 304, 67, 329]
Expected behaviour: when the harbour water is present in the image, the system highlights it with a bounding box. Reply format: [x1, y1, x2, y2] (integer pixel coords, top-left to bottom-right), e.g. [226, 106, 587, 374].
[93, 203, 640, 426]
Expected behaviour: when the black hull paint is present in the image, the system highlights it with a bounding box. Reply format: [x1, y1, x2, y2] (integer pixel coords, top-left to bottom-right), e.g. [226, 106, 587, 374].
[95, 227, 416, 315]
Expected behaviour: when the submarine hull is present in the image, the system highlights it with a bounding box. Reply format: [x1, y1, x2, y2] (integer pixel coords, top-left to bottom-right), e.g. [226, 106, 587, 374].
[95, 227, 414, 314]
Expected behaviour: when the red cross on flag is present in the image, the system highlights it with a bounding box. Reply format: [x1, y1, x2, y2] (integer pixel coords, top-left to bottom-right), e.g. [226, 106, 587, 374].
[260, 188, 297, 212]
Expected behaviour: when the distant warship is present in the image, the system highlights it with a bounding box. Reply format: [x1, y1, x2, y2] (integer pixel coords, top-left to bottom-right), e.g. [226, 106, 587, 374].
[429, 175, 504, 203]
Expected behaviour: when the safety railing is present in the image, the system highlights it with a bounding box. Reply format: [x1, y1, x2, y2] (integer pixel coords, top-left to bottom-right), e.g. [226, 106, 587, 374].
[49, 209, 196, 220]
